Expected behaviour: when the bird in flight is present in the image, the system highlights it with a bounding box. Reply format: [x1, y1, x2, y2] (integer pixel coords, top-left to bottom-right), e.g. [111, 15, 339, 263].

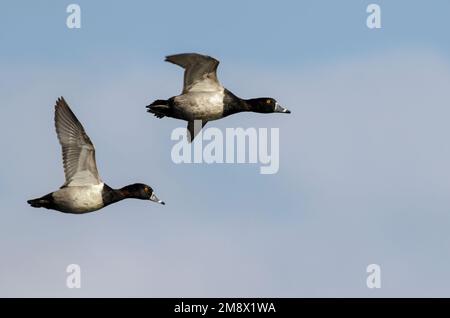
[147, 53, 291, 142]
[28, 97, 165, 214]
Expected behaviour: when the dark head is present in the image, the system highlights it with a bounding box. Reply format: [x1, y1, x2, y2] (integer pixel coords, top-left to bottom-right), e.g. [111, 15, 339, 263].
[120, 183, 165, 205]
[246, 98, 291, 114]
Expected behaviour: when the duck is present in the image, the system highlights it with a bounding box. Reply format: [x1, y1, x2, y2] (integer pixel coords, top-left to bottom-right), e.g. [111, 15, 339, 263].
[27, 97, 165, 214]
[146, 53, 291, 142]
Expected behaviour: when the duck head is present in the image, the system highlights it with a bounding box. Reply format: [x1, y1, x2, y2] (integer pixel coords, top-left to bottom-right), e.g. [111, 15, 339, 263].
[247, 98, 291, 114]
[120, 183, 165, 205]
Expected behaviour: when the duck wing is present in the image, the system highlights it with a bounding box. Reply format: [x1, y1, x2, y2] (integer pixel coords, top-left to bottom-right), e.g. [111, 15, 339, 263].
[54, 97, 102, 187]
[187, 120, 208, 143]
[165, 53, 221, 93]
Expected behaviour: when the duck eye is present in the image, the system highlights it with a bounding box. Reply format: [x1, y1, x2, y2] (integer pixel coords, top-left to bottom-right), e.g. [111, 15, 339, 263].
[266, 99, 271, 104]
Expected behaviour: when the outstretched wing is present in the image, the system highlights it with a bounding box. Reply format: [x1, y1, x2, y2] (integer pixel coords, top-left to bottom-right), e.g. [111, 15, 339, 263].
[165, 53, 221, 93]
[54, 97, 101, 187]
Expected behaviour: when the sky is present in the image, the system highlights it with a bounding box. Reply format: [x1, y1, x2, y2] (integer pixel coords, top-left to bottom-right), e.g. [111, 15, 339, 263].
[1, 0, 450, 297]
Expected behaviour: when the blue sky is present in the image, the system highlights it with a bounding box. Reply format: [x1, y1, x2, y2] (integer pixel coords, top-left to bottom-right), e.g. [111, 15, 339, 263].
[1, 0, 450, 297]
[2, 0, 450, 67]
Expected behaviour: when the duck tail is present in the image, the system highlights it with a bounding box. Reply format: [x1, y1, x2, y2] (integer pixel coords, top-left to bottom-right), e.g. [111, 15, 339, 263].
[27, 194, 53, 209]
[146, 99, 171, 119]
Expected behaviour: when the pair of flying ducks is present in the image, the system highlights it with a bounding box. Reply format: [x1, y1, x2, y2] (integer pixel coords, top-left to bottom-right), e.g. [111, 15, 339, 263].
[28, 53, 291, 214]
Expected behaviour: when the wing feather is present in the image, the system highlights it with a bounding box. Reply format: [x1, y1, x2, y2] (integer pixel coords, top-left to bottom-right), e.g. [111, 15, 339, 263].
[54, 97, 101, 187]
[165, 53, 221, 93]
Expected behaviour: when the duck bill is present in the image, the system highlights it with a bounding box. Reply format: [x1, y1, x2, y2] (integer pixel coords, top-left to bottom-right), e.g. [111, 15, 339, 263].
[150, 192, 165, 205]
[274, 102, 291, 114]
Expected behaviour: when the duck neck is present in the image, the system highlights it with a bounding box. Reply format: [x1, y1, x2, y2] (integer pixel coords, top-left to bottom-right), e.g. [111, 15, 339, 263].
[244, 98, 270, 113]
[102, 184, 130, 206]
[223, 89, 251, 116]
[117, 184, 144, 199]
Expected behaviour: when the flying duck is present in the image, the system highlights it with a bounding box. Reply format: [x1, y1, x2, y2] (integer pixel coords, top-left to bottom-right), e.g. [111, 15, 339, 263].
[28, 97, 165, 214]
[146, 53, 291, 142]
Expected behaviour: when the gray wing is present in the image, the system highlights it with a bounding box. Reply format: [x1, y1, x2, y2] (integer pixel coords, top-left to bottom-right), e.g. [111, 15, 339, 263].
[54, 97, 101, 187]
[165, 53, 221, 93]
